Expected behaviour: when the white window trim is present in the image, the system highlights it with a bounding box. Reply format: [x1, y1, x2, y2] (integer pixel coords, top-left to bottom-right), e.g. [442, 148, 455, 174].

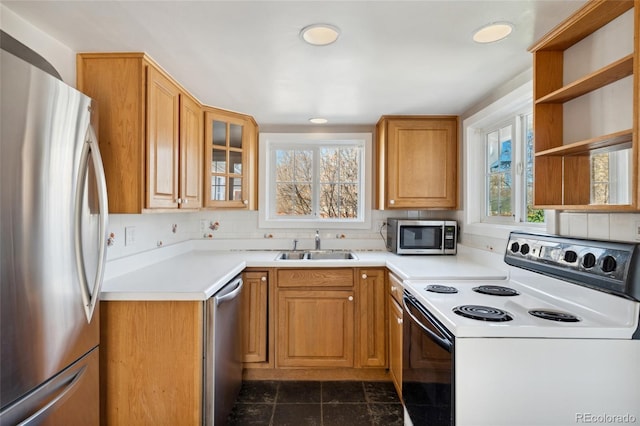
[463, 80, 549, 240]
[258, 132, 372, 229]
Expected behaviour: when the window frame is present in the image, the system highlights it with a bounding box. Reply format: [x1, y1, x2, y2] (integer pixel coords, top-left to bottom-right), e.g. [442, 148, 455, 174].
[463, 80, 547, 240]
[258, 132, 372, 229]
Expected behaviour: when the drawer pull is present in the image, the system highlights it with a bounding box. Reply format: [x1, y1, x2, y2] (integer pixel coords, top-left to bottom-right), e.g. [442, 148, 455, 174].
[391, 286, 397, 292]
[397, 318, 403, 324]
[348, 296, 354, 301]
[361, 274, 367, 279]
[261, 276, 267, 282]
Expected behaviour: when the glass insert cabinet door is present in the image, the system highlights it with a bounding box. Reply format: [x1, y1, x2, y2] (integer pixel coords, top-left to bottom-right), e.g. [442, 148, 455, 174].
[204, 109, 251, 208]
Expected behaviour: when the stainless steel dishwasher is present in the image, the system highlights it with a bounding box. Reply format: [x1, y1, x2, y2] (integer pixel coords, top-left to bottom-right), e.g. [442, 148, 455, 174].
[204, 275, 243, 425]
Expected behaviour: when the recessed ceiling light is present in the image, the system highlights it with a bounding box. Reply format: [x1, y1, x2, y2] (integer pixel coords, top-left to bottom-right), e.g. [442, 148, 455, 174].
[473, 22, 514, 43]
[300, 24, 340, 46]
[309, 118, 328, 124]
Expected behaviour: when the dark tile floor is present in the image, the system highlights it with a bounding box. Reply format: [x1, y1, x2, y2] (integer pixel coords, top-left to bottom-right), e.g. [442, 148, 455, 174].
[228, 380, 404, 426]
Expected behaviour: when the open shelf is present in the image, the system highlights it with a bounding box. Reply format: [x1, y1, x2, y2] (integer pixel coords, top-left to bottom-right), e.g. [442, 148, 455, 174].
[536, 54, 633, 104]
[534, 129, 633, 157]
[529, 0, 638, 211]
[529, 0, 634, 51]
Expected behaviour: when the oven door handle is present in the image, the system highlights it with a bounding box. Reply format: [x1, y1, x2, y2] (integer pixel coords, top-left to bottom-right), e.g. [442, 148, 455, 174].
[403, 295, 453, 352]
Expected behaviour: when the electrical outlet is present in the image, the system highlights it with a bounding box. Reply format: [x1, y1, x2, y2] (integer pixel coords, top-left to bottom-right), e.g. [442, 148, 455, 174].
[200, 220, 208, 233]
[636, 221, 640, 241]
[125, 226, 136, 246]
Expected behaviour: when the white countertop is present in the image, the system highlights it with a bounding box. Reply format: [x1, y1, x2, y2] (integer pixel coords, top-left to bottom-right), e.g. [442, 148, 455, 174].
[101, 244, 508, 301]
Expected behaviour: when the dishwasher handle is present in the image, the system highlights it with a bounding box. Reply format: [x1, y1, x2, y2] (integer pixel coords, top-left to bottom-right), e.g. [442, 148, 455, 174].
[215, 277, 243, 307]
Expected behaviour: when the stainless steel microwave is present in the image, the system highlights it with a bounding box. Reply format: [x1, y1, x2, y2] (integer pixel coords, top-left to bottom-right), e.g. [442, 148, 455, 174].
[386, 219, 457, 255]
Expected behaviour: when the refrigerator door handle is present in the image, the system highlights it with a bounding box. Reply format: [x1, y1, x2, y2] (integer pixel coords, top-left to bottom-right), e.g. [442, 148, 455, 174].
[74, 124, 108, 323]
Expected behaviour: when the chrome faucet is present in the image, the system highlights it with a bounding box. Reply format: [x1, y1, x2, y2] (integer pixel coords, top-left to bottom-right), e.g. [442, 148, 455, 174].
[315, 230, 321, 250]
[292, 239, 299, 251]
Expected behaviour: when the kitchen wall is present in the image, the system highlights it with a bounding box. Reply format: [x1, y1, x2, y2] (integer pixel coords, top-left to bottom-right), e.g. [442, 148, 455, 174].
[3, 5, 639, 262]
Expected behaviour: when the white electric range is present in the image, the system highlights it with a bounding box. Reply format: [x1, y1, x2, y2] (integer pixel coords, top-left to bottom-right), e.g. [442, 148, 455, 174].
[401, 232, 640, 426]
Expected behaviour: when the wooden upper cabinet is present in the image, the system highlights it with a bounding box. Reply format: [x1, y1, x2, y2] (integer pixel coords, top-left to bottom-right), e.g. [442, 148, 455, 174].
[529, 0, 639, 211]
[180, 94, 204, 209]
[203, 107, 258, 209]
[376, 116, 459, 209]
[78, 53, 203, 212]
[146, 66, 180, 209]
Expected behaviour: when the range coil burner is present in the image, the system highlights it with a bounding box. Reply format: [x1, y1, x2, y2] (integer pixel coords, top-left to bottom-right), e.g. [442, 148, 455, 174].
[453, 305, 513, 322]
[426, 284, 458, 294]
[473, 285, 519, 296]
[529, 310, 580, 322]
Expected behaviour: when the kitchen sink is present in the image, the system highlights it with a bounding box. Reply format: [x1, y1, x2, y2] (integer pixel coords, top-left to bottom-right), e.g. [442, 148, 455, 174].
[275, 250, 357, 260]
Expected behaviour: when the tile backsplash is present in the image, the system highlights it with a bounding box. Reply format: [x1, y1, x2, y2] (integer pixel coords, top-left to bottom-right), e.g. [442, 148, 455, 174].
[105, 210, 457, 260]
[558, 212, 640, 242]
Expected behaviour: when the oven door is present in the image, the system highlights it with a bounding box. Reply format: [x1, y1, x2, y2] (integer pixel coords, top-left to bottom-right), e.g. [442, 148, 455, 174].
[402, 292, 454, 426]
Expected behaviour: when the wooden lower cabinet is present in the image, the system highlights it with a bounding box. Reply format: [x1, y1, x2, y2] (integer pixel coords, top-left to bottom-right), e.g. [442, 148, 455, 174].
[241, 270, 269, 364]
[277, 289, 355, 367]
[100, 301, 203, 425]
[356, 268, 387, 368]
[388, 272, 404, 398]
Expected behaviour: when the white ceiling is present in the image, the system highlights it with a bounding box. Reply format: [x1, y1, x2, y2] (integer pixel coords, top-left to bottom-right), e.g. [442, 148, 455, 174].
[3, 0, 587, 126]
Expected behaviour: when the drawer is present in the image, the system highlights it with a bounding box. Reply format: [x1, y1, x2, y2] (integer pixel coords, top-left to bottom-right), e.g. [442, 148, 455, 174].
[388, 272, 404, 304]
[277, 269, 354, 288]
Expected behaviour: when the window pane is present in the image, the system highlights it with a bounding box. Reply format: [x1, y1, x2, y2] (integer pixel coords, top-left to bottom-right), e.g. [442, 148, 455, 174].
[212, 121, 226, 146]
[486, 125, 512, 218]
[211, 176, 226, 201]
[229, 151, 242, 174]
[339, 148, 360, 183]
[212, 149, 226, 173]
[591, 153, 610, 204]
[294, 150, 312, 182]
[229, 177, 242, 201]
[320, 148, 339, 183]
[276, 183, 311, 215]
[229, 124, 243, 149]
[524, 113, 544, 223]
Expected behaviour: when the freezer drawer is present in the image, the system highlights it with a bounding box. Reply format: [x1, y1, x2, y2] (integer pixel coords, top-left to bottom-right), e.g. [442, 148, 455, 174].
[0, 348, 99, 426]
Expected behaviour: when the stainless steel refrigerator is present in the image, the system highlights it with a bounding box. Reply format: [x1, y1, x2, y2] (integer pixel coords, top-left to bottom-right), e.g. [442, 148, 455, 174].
[1, 35, 108, 425]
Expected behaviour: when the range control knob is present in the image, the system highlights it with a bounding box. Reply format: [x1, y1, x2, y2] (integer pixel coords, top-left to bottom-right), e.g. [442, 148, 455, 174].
[510, 242, 520, 253]
[602, 256, 617, 273]
[582, 253, 597, 269]
[563, 250, 578, 263]
[520, 244, 530, 255]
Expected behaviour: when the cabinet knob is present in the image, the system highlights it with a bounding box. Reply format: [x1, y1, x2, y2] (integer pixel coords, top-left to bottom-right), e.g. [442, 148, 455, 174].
[176, 198, 182, 204]
[361, 274, 367, 279]
[243, 200, 248, 205]
[348, 296, 353, 301]
[261, 276, 267, 282]
[389, 199, 395, 205]
[391, 286, 397, 292]
[183, 199, 188, 204]
[397, 318, 403, 324]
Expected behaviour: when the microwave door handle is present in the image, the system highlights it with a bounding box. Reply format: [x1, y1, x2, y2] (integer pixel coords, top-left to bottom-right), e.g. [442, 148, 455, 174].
[403, 296, 453, 352]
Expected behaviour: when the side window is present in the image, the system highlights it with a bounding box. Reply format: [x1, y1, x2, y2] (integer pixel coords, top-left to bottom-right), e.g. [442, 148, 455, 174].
[482, 112, 544, 224]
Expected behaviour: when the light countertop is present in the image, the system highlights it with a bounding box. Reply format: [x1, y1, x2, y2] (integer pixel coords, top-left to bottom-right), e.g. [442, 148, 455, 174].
[101, 245, 508, 301]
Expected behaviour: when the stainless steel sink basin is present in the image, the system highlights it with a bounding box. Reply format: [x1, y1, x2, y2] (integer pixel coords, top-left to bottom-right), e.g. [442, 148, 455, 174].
[305, 250, 357, 260]
[276, 251, 307, 260]
[275, 250, 357, 260]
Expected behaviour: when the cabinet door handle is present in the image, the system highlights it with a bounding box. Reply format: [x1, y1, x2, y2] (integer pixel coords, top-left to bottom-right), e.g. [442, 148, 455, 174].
[348, 296, 353, 301]
[243, 200, 248, 205]
[261, 276, 267, 282]
[397, 318, 403, 324]
[176, 198, 182, 204]
[391, 286, 397, 292]
[361, 274, 367, 279]
[389, 199, 395, 205]
[183, 199, 188, 204]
